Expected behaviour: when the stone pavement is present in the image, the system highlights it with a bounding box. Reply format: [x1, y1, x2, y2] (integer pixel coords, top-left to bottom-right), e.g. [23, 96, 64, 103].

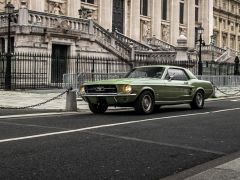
[185, 157, 240, 180]
[0, 87, 240, 180]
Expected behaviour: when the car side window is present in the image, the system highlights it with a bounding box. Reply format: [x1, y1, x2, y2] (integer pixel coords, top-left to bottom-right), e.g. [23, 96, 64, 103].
[165, 68, 189, 81]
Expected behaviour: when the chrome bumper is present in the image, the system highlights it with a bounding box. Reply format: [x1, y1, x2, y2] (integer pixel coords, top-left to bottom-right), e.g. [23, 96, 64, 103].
[81, 93, 137, 97]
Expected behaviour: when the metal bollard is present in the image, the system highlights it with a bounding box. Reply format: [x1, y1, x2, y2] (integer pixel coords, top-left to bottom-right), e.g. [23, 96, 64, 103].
[66, 89, 77, 111]
[211, 85, 216, 98]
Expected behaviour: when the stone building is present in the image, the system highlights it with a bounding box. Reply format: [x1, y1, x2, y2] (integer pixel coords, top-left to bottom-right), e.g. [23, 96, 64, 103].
[213, 0, 240, 51]
[0, 0, 214, 55]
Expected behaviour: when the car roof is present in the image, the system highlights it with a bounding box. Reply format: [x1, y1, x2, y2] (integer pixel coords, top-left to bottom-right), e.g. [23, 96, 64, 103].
[135, 65, 186, 69]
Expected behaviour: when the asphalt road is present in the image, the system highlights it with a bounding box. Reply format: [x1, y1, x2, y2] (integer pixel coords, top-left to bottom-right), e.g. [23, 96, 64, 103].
[0, 98, 240, 180]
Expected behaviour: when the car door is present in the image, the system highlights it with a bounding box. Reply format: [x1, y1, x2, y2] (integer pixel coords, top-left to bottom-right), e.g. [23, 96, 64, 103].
[163, 68, 192, 102]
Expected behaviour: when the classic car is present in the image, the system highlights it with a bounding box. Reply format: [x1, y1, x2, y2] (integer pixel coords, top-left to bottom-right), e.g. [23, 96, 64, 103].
[80, 65, 214, 114]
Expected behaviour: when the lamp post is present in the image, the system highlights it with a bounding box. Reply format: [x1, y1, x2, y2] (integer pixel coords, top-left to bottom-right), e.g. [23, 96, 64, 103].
[4, 2, 15, 90]
[210, 34, 216, 75]
[197, 24, 205, 75]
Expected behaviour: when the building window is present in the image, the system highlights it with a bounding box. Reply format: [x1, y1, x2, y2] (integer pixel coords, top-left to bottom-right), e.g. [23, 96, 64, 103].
[179, 0, 184, 24]
[195, 0, 199, 22]
[162, 0, 168, 20]
[140, 0, 148, 16]
[222, 1, 226, 9]
[214, 17, 217, 27]
[231, 5, 235, 13]
[81, 0, 95, 4]
[195, 0, 199, 5]
[0, 38, 5, 53]
[223, 19, 226, 29]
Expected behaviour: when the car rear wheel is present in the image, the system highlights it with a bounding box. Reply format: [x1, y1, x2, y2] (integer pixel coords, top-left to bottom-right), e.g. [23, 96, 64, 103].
[134, 91, 155, 114]
[89, 102, 108, 114]
[190, 91, 204, 109]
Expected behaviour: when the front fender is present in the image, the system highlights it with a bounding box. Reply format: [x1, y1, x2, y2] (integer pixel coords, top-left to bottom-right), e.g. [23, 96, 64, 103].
[138, 86, 156, 98]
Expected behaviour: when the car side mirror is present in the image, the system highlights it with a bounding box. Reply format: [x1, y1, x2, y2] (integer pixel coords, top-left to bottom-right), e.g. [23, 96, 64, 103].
[168, 75, 174, 81]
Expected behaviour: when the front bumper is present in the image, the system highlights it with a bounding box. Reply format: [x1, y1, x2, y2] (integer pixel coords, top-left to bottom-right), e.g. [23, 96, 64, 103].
[81, 93, 137, 105]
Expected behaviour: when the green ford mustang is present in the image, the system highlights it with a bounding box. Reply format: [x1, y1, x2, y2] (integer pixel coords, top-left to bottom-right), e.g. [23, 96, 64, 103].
[80, 65, 214, 114]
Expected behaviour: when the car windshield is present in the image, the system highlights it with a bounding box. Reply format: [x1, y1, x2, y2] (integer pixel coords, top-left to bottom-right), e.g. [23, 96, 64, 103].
[125, 67, 165, 78]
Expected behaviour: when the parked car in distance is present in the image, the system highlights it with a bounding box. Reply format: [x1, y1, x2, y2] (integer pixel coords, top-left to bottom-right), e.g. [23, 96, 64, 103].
[80, 65, 214, 114]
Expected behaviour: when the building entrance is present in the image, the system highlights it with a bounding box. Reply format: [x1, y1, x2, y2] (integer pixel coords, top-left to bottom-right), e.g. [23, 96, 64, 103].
[51, 44, 68, 83]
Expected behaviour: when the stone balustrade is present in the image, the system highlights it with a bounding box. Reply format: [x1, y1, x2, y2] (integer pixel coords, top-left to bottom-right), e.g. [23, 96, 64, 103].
[199, 45, 226, 55]
[28, 10, 90, 33]
[146, 37, 176, 51]
[114, 31, 151, 51]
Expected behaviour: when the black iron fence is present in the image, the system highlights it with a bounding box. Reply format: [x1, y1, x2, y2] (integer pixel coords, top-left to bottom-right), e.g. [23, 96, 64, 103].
[0, 52, 239, 89]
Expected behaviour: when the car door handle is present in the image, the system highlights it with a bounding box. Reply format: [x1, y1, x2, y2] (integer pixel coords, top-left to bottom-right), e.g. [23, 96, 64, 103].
[184, 82, 188, 85]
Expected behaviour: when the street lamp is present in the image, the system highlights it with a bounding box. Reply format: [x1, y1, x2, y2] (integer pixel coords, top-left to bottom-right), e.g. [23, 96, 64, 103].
[210, 34, 216, 75]
[4, 2, 14, 90]
[197, 24, 205, 75]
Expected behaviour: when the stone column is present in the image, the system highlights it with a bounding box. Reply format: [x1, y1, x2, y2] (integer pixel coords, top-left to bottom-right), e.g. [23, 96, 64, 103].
[130, 0, 140, 41]
[201, 0, 213, 44]
[29, 0, 44, 12]
[170, 0, 179, 45]
[151, 0, 161, 39]
[235, 25, 239, 51]
[219, 18, 222, 48]
[18, 0, 28, 26]
[175, 35, 188, 61]
[98, 0, 112, 30]
[227, 29, 231, 48]
[187, 0, 195, 48]
[68, 0, 80, 18]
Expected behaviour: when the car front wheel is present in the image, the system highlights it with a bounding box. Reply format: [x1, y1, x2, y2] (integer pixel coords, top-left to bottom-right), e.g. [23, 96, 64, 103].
[190, 91, 204, 109]
[134, 91, 155, 114]
[89, 102, 108, 114]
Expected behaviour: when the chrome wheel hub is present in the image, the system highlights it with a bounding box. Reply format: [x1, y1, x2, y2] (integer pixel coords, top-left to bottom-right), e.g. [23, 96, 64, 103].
[142, 95, 152, 112]
[196, 93, 203, 107]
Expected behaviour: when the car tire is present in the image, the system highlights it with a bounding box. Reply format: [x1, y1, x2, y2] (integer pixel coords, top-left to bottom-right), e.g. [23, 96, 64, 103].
[190, 91, 204, 109]
[89, 102, 108, 114]
[134, 91, 155, 114]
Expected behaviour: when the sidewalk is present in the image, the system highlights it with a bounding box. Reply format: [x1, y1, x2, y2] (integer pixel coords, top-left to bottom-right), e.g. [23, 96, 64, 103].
[0, 87, 240, 179]
[0, 89, 89, 116]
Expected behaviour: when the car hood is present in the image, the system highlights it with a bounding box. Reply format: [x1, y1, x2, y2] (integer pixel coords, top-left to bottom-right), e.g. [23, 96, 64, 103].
[83, 78, 164, 85]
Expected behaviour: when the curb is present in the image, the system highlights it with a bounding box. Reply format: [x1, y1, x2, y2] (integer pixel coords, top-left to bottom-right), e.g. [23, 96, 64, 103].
[162, 151, 240, 180]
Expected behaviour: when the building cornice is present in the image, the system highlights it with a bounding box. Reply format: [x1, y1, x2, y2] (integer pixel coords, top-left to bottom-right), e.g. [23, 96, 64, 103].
[214, 7, 240, 20]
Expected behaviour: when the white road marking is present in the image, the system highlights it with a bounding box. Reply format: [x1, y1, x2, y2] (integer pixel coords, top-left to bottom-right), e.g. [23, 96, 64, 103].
[211, 107, 240, 113]
[231, 99, 240, 102]
[0, 112, 79, 119]
[0, 112, 210, 143]
[0, 121, 66, 131]
[89, 131, 226, 155]
[0, 107, 239, 144]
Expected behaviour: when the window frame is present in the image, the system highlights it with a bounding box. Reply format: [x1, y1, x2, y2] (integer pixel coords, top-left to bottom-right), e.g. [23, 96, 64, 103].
[162, 0, 168, 20]
[164, 68, 190, 81]
[81, 0, 95, 4]
[140, 0, 149, 16]
[179, 0, 185, 24]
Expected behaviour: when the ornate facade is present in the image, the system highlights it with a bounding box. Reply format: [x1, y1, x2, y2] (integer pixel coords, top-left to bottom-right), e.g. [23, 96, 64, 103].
[0, 0, 213, 51]
[213, 0, 240, 51]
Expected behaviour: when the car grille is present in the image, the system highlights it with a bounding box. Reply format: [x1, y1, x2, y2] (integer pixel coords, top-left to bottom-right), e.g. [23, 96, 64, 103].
[85, 85, 117, 93]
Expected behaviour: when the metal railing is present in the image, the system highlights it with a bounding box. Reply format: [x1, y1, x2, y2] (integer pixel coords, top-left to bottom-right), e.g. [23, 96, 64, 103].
[197, 75, 240, 87]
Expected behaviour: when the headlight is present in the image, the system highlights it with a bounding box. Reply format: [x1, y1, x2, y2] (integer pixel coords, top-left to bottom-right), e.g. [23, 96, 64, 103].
[80, 85, 85, 94]
[122, 85, 132, 94]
